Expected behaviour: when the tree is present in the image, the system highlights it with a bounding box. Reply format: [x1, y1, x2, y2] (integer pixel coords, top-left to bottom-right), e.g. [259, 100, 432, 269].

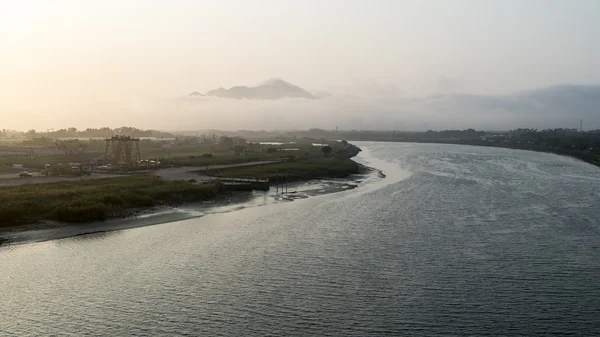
[54, 139, 87, 155]
[234, 145, 246, 154]
[219, 136, 234, 149]
[321, 146, 332, 157]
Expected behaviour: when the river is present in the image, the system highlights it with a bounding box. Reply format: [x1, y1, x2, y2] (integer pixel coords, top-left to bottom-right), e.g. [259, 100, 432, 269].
[1, 142, 599, 336]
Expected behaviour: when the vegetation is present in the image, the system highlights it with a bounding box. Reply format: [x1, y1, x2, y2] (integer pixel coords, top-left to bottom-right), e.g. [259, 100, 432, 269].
[21, 138, 89, 154]
[490, 128, 600, 166]
[209, 157, 360, 183]
[0, 128, 365, 229]
[160, 152, 277, 167]
[22, 126, 174, 139]
[0, 152, 102, 170]
[146, 139, 352, 167]
[0, 176, 223, 227]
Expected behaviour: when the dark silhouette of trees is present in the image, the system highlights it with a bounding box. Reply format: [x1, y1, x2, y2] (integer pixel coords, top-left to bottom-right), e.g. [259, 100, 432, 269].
[23, 127, 174, 139]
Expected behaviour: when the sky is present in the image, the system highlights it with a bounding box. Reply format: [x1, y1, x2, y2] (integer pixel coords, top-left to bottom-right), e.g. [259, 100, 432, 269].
[1, 0, 600, 131]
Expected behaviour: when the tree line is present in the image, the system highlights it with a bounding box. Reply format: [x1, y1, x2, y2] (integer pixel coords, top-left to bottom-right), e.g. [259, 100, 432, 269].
[20, 127, 174, 139]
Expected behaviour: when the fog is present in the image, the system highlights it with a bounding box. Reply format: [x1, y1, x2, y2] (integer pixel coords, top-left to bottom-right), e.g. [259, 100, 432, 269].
[151, 85, 600, 131]
[1, 1, 600, 131]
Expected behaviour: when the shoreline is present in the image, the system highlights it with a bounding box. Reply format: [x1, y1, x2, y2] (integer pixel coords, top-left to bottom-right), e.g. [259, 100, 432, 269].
[0, 165, 379, 247]
[0, 144, 363, 229]
[353, 139, 600, 168]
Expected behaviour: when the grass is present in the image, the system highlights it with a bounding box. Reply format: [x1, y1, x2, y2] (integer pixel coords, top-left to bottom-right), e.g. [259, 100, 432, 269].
[0, 140, 348, 169]
[210, 157, 360, 182]
[160, 153, 278, 167]
[0, 140, 359, 228]
[0, 176, 223, 227]
[0, 152, 103, 170]
[155, 143, 341, 167]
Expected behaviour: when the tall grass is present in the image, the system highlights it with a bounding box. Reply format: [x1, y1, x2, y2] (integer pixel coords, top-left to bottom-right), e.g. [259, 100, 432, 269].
[212, 157, 360, 182]
[0, 176, 223, 227]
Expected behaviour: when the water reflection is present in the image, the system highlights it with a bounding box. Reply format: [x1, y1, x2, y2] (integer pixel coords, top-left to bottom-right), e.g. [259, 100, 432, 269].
[1, 143, 600, 336]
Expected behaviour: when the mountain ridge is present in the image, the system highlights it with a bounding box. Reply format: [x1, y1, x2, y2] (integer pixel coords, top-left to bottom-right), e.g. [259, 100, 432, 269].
[193, 78, 315, 100]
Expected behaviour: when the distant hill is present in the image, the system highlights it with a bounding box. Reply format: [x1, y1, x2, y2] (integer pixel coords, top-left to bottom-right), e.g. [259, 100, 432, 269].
[396, 84, 600, 130]
[189, 91, 204, 96]
[204, 78, 315, 100]
[427, 84, 600, 118]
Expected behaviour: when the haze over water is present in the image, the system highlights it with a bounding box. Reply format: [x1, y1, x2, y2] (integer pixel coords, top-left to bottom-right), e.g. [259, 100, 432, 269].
[2, 143, 600, 336]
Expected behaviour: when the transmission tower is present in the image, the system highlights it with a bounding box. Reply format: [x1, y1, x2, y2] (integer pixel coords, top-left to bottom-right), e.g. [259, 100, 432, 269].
[104, 136, 141, 168]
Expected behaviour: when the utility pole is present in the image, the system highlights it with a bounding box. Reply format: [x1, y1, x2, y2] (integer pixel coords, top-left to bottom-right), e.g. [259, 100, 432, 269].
[580, 119, 583, 132]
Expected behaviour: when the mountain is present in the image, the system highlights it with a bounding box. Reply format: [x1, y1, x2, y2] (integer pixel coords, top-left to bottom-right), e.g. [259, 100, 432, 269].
[205, 78, 315, 100]
[180, 83, 600, 130]
[189, 91, 204, 96]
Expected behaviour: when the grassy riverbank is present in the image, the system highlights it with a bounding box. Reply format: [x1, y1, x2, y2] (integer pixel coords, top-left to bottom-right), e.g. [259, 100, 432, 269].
[0, 157, 362, 228]
[0, 141, 363, 228]
[0, 176, 223, 227]
[210, 157, 361, 183]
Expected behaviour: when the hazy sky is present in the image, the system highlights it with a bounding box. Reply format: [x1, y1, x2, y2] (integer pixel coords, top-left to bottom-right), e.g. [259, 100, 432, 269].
[1, 0, 599, 131]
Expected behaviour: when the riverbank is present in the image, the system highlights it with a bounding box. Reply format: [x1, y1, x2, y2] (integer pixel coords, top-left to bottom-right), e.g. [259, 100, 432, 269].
[362, 138, 600, 168]
[0, 167, 376, 246]
[207, 157, 362, 183]
[335, 129, 600, 168]
[0, 176, 225, 228]
[0, 145, 371, 244]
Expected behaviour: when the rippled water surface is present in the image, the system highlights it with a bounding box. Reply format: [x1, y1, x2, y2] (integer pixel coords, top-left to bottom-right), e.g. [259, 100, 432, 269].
[2, 143, 600, 336]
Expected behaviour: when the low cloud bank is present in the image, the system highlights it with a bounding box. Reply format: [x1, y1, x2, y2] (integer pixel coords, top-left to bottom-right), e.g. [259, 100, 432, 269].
[5, 84, 599, 131]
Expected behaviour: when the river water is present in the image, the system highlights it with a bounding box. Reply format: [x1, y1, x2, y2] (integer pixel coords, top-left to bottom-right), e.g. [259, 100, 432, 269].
[1, 142, 600, 336]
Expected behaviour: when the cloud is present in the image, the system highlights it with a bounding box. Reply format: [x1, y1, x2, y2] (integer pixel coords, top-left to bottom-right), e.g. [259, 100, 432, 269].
[155, 84, 600, 131]
[436, 76, 459, 93]
[5, 84, 600, 132]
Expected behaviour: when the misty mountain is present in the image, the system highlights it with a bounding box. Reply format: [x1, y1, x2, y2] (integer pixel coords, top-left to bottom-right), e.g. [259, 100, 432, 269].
[204, 79, 315, 100]
[189, 91, 204, 96]
[23, 83, 600, 132]
[170, 83, 600, 131]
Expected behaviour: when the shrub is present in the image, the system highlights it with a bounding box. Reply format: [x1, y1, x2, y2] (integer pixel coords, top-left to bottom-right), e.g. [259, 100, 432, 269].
[0, 177, 224, 226]
[52, 203, 109, 222]
[101, 194, 125, 206]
